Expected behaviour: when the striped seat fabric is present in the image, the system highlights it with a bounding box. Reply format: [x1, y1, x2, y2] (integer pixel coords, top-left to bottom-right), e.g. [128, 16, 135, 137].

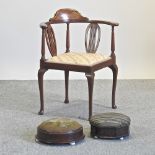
[47, 52, 111, 66]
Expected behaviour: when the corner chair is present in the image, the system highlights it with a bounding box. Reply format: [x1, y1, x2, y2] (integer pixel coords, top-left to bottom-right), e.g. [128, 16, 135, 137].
[38, 8, 119, 119]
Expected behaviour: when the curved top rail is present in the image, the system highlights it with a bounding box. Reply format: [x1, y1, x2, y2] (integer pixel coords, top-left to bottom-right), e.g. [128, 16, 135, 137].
[43, 8, 119, 26]
[49, 8, 89, 23]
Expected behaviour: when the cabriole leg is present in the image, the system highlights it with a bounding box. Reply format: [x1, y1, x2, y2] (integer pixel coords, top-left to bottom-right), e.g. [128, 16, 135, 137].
[109, 64, 118, 109]
[85, 72, 95, 120]
[38, 68, 47, 115]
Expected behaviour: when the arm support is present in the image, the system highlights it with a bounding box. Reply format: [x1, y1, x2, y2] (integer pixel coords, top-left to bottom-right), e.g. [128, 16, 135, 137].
[40, 23, 46, 61]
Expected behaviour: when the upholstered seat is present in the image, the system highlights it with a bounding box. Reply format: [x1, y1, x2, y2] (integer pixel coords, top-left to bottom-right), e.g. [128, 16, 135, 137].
[47, 52, 111, 66]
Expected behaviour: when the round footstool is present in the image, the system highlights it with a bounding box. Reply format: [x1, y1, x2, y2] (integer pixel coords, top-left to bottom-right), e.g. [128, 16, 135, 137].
[36, 118, 85, 145]
[89, 112, 131, 139]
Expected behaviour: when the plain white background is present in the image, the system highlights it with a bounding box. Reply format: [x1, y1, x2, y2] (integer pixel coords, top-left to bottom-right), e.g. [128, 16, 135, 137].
[0, 0, 155, 80]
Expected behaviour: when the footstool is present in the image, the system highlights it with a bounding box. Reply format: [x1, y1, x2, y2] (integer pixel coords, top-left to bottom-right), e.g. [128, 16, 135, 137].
[89, 112, 131, 139]
[36, 118, 85, 145]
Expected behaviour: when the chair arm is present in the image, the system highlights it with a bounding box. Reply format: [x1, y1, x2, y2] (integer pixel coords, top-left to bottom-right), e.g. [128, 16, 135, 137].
[90, 20, 119, 26]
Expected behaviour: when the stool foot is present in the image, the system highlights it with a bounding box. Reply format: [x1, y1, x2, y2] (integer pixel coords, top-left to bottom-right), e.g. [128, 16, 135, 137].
[94, 136, 98, 139]
[70, 142, 76, 145]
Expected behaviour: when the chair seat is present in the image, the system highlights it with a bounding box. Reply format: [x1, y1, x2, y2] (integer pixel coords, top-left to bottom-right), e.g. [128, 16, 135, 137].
[46, 52, 111, 66]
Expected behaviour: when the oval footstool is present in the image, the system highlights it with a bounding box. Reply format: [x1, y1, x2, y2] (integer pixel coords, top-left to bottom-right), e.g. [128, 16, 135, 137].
[36, 118, 85, 145]
[89, 112, 131, 139]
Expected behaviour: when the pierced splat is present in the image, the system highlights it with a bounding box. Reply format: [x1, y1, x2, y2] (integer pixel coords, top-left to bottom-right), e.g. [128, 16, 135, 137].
[45, 24, 57, 56]
[85, 23, 101, 53]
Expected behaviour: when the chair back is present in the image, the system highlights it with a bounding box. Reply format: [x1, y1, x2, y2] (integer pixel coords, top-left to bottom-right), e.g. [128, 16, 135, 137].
[40, 8, 119, 59]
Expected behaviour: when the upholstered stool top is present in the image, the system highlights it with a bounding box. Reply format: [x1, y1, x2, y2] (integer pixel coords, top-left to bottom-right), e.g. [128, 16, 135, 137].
[38, 118, 82, 133]
[90, 112, 130, 128]
[89, 112, 131, 139]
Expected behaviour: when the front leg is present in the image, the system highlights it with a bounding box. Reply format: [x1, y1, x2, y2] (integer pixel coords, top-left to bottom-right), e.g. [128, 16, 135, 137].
[85, 72, 95, 120]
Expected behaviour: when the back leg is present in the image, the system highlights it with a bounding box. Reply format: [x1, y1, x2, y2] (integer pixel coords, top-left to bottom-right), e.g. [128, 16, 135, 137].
[64, 70, 69, 103]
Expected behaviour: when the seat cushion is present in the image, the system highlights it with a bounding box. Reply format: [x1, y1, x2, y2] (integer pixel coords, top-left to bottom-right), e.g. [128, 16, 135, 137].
[46, 52, 111, 66]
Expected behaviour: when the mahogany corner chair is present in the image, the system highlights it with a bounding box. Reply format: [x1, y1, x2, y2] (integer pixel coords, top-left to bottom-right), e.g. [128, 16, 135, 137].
[38, 8, 119, 119]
